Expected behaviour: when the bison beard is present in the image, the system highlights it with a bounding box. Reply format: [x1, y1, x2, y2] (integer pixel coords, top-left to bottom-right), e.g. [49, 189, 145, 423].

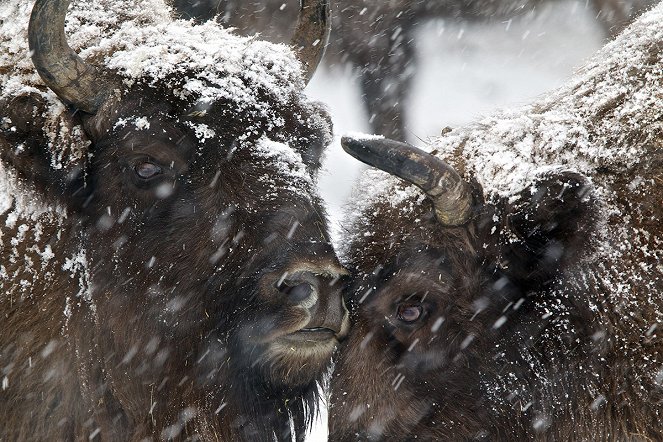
[0, 0, 349, 440]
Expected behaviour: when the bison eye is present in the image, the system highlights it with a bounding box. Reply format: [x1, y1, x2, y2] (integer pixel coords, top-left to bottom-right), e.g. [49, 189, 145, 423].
[134, 162, 163, 179]
[397, 304, 423, 323]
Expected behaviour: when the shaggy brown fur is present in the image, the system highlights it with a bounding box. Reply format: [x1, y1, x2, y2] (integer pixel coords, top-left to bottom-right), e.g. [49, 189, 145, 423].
[0, 33, 347, 442]
[328, 7, 663, 440]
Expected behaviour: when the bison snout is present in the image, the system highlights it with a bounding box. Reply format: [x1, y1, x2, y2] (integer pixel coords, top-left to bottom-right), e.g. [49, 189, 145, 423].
[277, 266, 350, 339]
[254, 264, 349, 388]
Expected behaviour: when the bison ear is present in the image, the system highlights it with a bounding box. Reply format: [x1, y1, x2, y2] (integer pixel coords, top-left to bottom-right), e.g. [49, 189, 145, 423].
[502, 171, 595, 288]
[0, 93, 87, 207]
[294, 101, 334, 173]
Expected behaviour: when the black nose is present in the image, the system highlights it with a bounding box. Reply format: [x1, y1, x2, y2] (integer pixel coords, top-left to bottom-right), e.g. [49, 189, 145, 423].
[276, 268, 349, 336]
[277, 279, 315, 304]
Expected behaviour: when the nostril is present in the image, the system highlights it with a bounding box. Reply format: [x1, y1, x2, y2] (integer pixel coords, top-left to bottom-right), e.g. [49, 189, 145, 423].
[277, 280, 314, 304]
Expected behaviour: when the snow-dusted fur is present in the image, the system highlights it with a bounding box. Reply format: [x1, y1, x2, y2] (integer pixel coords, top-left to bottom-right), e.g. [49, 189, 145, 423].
[0, 1, 346, 440]
[172, 0, 657, 140]
[330, 3, 663, 440]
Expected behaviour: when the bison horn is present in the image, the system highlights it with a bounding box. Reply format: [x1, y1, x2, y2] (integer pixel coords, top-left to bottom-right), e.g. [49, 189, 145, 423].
[341, 136, 474, 226]
[291, 0, 331, 84]
[29, 0, 109, 114]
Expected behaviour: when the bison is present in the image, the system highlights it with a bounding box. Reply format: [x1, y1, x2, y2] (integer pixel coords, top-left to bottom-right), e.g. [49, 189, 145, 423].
[172, 0, 656, 140]
[0, 0, 349, 440]
[329, 3, 663, 440]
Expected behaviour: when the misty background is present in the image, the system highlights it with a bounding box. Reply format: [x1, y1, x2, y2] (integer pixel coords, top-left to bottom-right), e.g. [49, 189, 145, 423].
[307, 0, 603, 245]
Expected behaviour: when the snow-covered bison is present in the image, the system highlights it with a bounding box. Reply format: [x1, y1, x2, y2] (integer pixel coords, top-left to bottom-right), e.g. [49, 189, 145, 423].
[173, 0, 656, 140]
[329, 3, 663, 440]
[0, 0, 348, 440]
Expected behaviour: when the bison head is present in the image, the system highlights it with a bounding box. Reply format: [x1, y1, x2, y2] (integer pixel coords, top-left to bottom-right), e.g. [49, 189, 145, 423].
[329, 136, 597, 439]
[0, 0, 347, 439]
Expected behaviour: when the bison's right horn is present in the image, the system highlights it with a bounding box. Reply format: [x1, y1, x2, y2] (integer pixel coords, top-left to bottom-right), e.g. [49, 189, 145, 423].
[29, 0, 109, 114]
[291, 0, 331, 84]
[341, 136, 474, 226]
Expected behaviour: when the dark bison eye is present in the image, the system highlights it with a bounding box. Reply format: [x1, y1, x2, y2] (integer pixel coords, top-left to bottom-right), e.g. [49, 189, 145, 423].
[134, 162, 162, 179]
[397, 304, 423, 323]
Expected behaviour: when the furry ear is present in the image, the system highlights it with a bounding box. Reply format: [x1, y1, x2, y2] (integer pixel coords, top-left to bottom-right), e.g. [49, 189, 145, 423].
[501, 171, 596, 289]
[0, 93, 88, 207]
[289, 101, 333, 174]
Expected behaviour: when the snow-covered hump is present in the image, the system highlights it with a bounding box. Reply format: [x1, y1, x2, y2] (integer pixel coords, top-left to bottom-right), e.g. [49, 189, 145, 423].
[436, 2, 663, 199]
[349, 2, 662, 213]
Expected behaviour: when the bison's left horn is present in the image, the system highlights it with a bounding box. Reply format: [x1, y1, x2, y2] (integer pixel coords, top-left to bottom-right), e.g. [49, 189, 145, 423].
[29, 0, 110, 114]
[291, 0, 331, 84]
[341, 136, 474, 226]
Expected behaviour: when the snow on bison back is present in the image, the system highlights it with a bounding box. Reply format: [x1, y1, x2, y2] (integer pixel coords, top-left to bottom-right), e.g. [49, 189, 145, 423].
[0, 0, 349, 440]
[330, 3, 663, 440]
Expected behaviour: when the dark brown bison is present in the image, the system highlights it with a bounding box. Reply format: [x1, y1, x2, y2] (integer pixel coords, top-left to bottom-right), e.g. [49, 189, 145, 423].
[172, 0, 656, 140]
[0, 0, 349, 440]
[329, 3, 663, 440]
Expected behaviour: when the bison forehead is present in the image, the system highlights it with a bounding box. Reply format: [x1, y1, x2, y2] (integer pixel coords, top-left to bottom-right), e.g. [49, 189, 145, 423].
[98, 25, 304, 107]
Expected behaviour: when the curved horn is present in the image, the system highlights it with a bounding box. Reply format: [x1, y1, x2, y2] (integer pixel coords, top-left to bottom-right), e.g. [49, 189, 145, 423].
[341, 136, 474, 226]
[291, 0, 331, 84]
[29, 0, 109, 113]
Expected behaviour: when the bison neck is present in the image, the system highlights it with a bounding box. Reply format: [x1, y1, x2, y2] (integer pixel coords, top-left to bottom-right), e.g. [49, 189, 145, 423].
[0, 208, 91, 440]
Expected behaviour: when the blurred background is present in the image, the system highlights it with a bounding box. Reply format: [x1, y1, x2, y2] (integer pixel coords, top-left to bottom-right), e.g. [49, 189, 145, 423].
[308, 0, 603, 243]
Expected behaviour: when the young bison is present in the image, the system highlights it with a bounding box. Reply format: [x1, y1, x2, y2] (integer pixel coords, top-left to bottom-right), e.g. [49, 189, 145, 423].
[0, 0, 347, 440]
[330, 3, 663, 440]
